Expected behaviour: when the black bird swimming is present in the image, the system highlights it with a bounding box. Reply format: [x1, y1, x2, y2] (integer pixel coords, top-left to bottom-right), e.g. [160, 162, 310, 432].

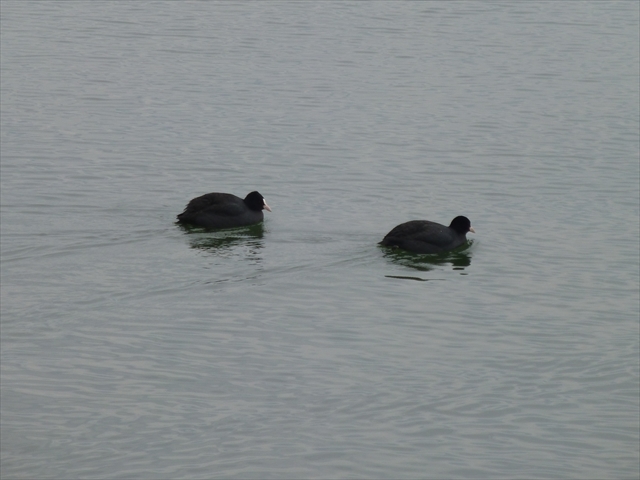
[379, 216, 475, 254]
[177, 191, 271, 229]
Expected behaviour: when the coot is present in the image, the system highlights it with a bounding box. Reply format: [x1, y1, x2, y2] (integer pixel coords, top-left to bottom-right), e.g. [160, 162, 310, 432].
[177, 191, 271, 229]
[379, 216, 474, 254]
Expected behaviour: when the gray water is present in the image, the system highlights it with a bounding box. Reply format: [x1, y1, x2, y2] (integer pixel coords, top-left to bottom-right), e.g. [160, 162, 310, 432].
[1, 2, 639, 479]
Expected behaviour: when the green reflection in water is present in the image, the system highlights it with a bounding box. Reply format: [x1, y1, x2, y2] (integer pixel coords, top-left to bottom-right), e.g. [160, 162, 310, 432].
[177, 222, 265, 254]
[381, 240, 473, 274]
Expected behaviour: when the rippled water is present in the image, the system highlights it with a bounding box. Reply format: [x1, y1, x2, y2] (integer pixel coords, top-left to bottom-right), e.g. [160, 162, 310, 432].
[2, 2, 639, 479]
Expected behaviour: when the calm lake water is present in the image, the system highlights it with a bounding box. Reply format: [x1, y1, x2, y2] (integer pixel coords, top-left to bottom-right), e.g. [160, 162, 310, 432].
[1, 2, 639, 479]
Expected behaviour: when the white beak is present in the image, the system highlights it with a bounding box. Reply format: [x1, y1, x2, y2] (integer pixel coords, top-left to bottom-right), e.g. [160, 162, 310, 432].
[263, 200, 272, 212]
[469, 226, 476, 233]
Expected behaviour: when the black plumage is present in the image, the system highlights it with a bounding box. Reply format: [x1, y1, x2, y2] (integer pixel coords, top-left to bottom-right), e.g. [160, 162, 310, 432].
[379, 216, 474, 254]
[177, 191, 271, 229]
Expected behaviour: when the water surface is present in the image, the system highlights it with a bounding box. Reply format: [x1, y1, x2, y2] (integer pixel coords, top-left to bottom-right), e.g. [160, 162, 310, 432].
[2, 2, 639, 479]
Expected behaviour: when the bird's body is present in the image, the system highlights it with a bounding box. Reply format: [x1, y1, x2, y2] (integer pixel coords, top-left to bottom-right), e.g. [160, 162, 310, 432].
[177, 191, 270, 229]
[379, 216, 474, 254]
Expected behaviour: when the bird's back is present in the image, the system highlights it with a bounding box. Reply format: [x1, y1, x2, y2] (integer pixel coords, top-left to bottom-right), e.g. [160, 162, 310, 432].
[177, 192, 262, 228]
[380, 220, 462, 253]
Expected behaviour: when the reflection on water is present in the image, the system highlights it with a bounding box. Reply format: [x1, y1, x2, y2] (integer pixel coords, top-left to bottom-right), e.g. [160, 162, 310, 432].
[384, 275, 444, 282]
[381, 241, 473, 274]
[177, 222, 265, 256]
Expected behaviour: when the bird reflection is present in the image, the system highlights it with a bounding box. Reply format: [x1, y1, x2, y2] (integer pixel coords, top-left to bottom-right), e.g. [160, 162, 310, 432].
[382, 241, 473, 273]
[177, 222, 265, 259]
